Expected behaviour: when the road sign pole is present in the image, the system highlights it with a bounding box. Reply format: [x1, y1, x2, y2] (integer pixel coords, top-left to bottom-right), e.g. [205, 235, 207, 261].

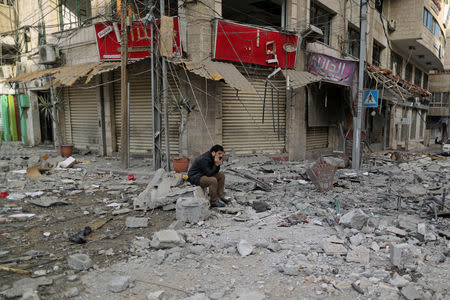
[352, 0, 367, 170]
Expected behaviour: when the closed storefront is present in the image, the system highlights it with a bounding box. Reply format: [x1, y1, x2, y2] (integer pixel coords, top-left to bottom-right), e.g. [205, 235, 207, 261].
[113, 65, 181, 155]
[63, 84, 99, 149]
[221, 70, 286, 154]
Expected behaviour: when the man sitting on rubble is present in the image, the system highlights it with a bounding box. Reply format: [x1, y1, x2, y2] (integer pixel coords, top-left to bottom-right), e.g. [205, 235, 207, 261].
[188, 144, 228, 208]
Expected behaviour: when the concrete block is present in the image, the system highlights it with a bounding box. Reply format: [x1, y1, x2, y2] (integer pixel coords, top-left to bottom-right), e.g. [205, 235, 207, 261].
[67, 254, 92, 271]
[0, 161, 10, 172]
[390, 243, 414, 270]
[147, 290, 168, 300]
[151, 230, 185, 249]
[401, 285, 420, 300]
[176, 197, 210, 223]
[108, 276, 131, 293]
[237, 239, 254, 257]
[346, 246, 370, 264]
[322, 241, 348, 255]
[339, 209, 368, 230]
[125, 217, 148, 228]
[323, 156, 345, 168]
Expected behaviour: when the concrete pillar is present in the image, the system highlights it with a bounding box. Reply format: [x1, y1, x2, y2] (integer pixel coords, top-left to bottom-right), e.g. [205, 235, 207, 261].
[181, 72, 219, 159]
[287, 87, 306, 161]
[102, 72, 116, 155]
[26, 92, 41, 146]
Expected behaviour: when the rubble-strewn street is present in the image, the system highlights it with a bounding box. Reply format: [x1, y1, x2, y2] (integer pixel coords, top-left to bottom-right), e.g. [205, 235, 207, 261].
[0, 143, 449, 299]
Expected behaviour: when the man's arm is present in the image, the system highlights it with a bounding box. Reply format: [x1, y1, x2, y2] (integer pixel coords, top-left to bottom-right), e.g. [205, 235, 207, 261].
[199, 158, 219, 177]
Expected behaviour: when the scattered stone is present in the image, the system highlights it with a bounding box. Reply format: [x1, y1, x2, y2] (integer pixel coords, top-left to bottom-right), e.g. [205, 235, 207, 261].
[20, 290, 40, 300]
[0, 161, 9, 172]
[370, 241, 380, 252]
[339, 209, 368, 230]
[57, 157, 76, 168]
[151, 230, 185, 249]
[251, 201, 270, 213]
[322, 241, 348, 255]
[168, 220, 185, 230]
[67, 275, 78, 282]
[27, 197, 68, 208]
[1, 277, 52, 298]
[32, 270, 47, 277]
[237, 239, 254, 257]
[389, 273, 410, 288]
[404, 185, 427, 197]
[278, 263, 300, 276]
[147, 290, 168, 300]
[386, 226, 407, 237]
[176, 197, 210, 223]
[346, 246, 370, 264]
[112, 208, 131, 216]
[67, 254, 93, 271]
[349, 233, 365, 246]
[237, 290, 265, 300]
[7, 193, 26, 201]
[63, 287, 79, 298]
[125, 217, 149, 228]
[323, 156, 345, 168]
[108, 276, 131, 293]
[401, 284, 421, 300]
[390, 243, 415, 270]
[180, 293, 209, 300]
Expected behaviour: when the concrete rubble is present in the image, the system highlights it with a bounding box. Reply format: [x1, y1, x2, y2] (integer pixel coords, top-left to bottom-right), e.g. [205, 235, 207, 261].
[0, 143, 449, 299]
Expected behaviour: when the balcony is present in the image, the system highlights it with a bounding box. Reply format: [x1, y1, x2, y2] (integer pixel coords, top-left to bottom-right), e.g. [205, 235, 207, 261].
[389, 0, 445, 71]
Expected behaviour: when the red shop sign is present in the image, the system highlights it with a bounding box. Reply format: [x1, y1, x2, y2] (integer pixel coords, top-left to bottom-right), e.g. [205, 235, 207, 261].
[94, 17, 182, 61]
[213, 20, 299, 69]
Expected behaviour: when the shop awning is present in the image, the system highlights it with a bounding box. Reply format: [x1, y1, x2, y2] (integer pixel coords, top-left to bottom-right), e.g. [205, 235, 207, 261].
[366, 63, 431, 100]
[281, 69, 322, 89]
[170, 59, 257, 94]
[5, 62, 120, 86]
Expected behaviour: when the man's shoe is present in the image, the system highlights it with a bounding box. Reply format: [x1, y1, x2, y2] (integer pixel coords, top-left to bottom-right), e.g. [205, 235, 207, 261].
[219, 197, 231, 204]
[211, 199, 226, 208]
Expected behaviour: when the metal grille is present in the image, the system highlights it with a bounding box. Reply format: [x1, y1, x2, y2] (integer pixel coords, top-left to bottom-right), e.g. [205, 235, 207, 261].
[221, 70, 286, 154]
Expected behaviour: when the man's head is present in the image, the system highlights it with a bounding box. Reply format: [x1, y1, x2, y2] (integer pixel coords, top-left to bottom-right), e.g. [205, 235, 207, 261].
[210, 144, 224, 161]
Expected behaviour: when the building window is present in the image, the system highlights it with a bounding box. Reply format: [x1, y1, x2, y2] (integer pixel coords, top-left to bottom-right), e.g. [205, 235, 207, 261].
[372, 41, 383, 66]
[347, 26, 360, 57]
[310, 2, 333, 45]
[59, 0, 92, 31]
[433, 19, 440, 38]
[0, 0, 14, 6]
[424, 8, 433, 30]
[390, 51, 403, 77]
[222, 0, 285, 27]
[375, 0, 383, 13]
[414, 67, 422, 86]
[405, 63, 413, 82]
[423, 73, 429, 90]
[410, 109, 417, 140]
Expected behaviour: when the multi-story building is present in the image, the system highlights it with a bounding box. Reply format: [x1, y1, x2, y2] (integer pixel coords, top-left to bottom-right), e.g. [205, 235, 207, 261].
[1, 0, 448, 161]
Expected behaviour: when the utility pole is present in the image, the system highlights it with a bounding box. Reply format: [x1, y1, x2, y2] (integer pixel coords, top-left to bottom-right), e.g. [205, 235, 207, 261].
[151, 9, 162, 170]
[120, 0, 129, 169]
[352, 0, 367, 169]
[160, 0, 170, 171]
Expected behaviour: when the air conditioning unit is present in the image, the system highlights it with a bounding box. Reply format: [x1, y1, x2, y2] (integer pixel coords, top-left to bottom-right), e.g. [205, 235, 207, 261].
[0, 65, 13, 79]
[301, 25, 324, 43]
[38, 44, 59, 64]
[16, 62, 29, 75]
[388, 19, 397, 31]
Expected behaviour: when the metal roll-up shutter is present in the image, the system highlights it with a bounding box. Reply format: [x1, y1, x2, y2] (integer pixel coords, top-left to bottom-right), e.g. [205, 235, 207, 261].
[221, 70, 286, 154]
[63, 84, 99, 149]
[306, 127, 329, 150]
[113, 68, 181, 155]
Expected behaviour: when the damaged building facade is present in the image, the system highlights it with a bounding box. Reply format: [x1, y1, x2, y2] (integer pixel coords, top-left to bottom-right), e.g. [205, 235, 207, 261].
[0, 0, 447, 161]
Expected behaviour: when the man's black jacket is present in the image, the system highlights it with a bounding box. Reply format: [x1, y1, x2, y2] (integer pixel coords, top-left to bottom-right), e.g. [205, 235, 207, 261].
[188, 151, 220, 185]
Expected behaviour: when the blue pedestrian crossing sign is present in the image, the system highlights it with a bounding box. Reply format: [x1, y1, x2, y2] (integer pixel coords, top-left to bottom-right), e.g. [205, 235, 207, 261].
[364, 90, 379, 107]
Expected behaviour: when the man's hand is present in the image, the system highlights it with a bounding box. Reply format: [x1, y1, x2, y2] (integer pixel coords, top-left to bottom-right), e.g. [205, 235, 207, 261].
[214, 153, 223, 166]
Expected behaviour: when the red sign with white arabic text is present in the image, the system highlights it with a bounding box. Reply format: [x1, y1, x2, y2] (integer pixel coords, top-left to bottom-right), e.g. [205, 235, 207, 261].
[94, 18, 182, 61]
[213, 20, 299, 69]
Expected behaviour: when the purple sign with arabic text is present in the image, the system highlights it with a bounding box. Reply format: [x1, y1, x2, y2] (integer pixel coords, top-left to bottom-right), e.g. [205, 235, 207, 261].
[307, 53, 357, 86]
